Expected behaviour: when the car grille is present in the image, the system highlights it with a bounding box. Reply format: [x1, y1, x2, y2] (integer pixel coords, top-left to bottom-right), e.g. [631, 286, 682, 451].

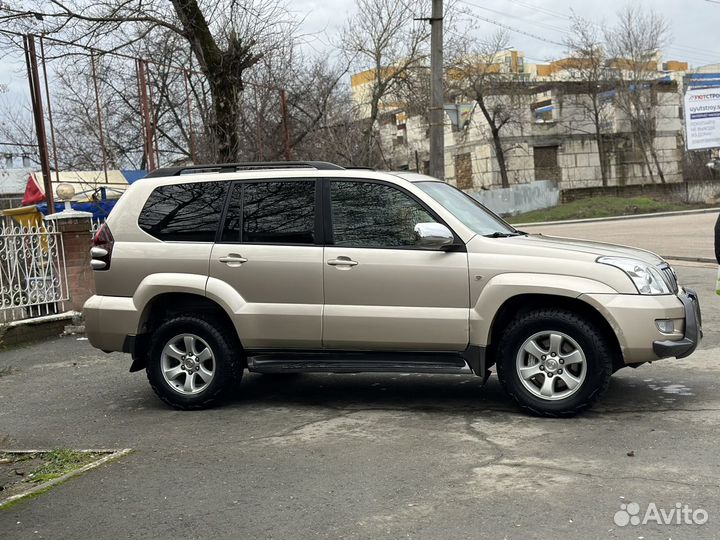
[658, 263, 679, 294]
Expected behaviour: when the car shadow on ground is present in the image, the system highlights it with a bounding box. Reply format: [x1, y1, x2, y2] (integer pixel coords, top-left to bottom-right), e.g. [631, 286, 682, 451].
[173, 369, 701, 416]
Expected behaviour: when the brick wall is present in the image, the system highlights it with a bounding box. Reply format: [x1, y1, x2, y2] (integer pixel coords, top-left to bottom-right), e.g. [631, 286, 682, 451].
[53, 216, 95, 312]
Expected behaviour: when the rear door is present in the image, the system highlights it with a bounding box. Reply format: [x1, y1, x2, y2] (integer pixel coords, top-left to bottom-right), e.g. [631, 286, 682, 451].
[322, 179, 470, 351]
[208, 179, 324, 349]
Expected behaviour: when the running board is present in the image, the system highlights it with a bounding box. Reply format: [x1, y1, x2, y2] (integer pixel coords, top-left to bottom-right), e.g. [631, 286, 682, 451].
[246, 350, 473, 375]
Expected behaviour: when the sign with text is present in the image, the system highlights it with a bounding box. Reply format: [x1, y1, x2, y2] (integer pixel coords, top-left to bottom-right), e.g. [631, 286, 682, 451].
[685, 88, 720, 150]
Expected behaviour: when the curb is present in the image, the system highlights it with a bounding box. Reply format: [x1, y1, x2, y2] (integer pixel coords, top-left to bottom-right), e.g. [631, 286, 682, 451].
[0, 311, 79, 348]
[662, 256, 717, 264]
[0, 448, 132, 509]
[513, 207, 720, 228]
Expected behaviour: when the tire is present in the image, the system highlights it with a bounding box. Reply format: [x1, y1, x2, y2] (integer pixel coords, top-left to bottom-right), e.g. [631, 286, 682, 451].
[495, 308, 613, 417]
[146, 315, 243, 410]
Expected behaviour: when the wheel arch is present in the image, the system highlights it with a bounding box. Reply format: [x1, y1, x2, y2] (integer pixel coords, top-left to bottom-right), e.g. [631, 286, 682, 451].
[485, 293, 624, 372]
[131, 292, 240, 371]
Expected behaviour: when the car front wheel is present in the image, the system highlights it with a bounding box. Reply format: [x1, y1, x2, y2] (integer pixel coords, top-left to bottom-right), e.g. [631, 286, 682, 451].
[496, 308, 613, 417]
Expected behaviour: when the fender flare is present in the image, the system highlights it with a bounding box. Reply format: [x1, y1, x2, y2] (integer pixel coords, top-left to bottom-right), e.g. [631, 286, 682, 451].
[470, 273, 617, 347]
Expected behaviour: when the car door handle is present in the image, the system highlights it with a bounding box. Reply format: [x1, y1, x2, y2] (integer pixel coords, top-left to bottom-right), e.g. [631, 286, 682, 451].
[327, 257, 358, 267]
[219, 254, 248, 266]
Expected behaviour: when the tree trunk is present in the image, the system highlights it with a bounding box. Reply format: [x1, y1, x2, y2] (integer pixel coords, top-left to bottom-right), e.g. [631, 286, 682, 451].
[207, 75, 240, 162]
[637, 135, 656, 184]
[366, 95, 380, 167]
[650, 145, 666, 184]
[170, 0, 254, 163]
[631, 100, 656, 184]
[476, 95, 510, 188]
[492, 128, 510, 189]
[592, 97, 608, 186]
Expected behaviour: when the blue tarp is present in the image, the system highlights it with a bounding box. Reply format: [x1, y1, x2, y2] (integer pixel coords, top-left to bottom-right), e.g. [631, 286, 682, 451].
[37, 199, 118, 220]
[121, 170, 148, 184]
[34, 169, 146, 218]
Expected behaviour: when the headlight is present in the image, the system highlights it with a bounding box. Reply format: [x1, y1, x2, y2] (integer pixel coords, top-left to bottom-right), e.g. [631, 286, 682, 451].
[597, 256, 671, 295]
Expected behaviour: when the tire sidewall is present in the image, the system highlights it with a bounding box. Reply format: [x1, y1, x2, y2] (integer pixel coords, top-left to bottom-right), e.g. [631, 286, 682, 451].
[147, 316, 238, 409]
[498, 312, 610, 416]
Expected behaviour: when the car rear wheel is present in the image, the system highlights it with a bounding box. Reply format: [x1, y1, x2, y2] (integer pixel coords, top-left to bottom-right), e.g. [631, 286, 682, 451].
[496, 308, 613, 417]
[146, 315, 243, 410]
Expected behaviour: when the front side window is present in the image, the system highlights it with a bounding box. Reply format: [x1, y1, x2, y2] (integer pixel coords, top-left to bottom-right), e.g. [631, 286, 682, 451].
[139, 181, 228, 242]
[222, 181, 316, 244]
[416, 180, 515, 236]
[330, 181, 437, 248]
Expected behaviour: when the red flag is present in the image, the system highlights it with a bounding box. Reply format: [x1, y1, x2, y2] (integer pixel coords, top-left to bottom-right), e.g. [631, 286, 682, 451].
[22, 172, 45, 206]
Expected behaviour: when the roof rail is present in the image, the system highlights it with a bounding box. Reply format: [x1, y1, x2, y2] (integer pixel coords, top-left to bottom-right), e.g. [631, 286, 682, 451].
[144, 161, 344, 178]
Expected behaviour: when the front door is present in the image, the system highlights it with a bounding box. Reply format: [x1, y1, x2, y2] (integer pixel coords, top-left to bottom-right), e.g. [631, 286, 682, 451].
[322, 179, 470, 351]
[208, 179, 323, 349]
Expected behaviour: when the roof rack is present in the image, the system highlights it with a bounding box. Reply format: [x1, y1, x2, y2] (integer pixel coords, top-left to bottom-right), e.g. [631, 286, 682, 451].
[144, 161, 345, 178]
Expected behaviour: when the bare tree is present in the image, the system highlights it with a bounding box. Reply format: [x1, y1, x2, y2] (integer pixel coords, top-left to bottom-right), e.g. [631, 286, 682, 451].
[0, 96, 40, 168]
[341, 0, 430, 167]
[0, 0, 298, 163]
[450, 30, 529, 188]
[564, 14, 612, 186]
[605, 5, 670, 184]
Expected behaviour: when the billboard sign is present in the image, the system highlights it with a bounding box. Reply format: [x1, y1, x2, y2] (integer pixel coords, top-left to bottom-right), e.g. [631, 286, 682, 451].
[684, 87, 720, 150]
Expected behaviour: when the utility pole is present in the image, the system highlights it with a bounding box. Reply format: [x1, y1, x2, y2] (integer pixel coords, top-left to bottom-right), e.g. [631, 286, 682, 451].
[24, 34, 55, 214]
[429, 0, 444, 180]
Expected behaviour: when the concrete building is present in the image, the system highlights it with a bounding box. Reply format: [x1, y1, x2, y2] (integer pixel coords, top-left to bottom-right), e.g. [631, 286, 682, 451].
[364, 51, 711, 192]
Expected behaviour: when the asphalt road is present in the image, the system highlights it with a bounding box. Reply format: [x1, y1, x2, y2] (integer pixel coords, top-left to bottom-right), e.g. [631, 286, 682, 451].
[0, 262, 719, 540]
[522, 210, 720, 262]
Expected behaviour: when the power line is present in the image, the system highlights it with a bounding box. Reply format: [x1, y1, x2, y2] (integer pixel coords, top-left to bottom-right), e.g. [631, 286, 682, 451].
[459, 1, 720, 67]
[457, 1, 567, 47]
[506, 0, 572, 20]
[458, 0, 570, 34]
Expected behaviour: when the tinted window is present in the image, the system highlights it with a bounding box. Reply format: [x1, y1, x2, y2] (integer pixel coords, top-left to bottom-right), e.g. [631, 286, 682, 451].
[330, 181, 437, 248]
[139, 182, 228, 242]
[222, 181, 316, 244]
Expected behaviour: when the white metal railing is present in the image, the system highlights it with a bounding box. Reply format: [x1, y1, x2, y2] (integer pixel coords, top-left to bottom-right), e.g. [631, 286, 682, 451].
[0, 221, 69, 323]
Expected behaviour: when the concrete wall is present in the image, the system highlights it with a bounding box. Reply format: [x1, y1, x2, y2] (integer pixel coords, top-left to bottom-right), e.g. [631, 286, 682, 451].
[561, 179, 720, 205]
[468, 180, 560, 217]
[380, 83, 687, 192]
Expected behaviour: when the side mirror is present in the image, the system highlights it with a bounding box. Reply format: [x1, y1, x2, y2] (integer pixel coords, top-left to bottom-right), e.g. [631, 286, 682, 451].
[414, 222, 455, 250]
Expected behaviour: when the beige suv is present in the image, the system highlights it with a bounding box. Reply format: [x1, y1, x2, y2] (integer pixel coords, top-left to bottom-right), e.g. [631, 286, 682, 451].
[84, 161, 702, 416]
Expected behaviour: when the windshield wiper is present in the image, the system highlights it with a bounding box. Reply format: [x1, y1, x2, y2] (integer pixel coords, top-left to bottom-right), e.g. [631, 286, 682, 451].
[483, 231, 526, 238]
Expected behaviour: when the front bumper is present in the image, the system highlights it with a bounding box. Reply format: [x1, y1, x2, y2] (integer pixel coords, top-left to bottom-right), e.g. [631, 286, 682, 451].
[581, 289, 701, 364]
[653, 288, 702, 359]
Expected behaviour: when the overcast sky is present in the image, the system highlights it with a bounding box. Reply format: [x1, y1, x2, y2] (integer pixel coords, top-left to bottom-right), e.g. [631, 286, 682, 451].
[292, 0, 720, 66]
[2, 0, 719, 106]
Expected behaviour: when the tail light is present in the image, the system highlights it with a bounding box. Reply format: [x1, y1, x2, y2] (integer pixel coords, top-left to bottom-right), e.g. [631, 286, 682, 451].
[91, 223, 114, 271]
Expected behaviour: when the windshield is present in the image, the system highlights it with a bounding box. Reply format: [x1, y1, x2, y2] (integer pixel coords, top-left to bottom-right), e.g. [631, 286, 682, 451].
[416, 181, 517, 237]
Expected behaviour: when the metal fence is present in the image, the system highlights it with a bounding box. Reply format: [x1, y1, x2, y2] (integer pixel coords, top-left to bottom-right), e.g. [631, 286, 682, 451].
[0, 221, 69, 323]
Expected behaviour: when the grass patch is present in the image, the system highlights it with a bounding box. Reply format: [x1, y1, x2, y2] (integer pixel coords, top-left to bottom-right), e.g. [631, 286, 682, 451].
[29, 449, 102, 483]
[507, 197, 712, 224]
[0, 448, 130, 508]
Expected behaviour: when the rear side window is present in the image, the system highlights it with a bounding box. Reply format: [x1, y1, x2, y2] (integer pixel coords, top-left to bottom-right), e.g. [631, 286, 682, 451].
[139, 182, 228, 242]
[221, 181, 316, 244]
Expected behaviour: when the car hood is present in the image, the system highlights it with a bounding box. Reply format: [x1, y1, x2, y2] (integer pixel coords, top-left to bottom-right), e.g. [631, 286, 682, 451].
[476, 233, 665, 265]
